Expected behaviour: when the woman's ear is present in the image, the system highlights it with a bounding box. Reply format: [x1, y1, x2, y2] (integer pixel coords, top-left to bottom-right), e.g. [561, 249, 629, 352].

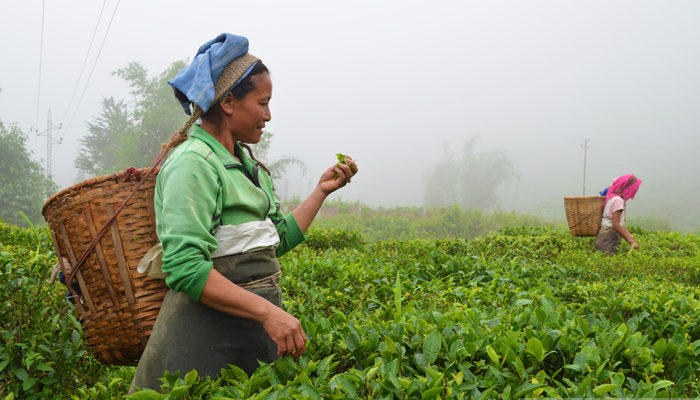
[218, 93, 236, 116]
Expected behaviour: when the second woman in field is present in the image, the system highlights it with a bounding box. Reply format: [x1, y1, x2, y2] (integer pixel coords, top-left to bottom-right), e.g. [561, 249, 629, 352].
[595, 174, 641, 255]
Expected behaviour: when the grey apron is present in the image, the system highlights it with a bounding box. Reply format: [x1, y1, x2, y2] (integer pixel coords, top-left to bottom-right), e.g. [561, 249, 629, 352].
[130, 248, 281, 392]
[595, 226, 621, 256]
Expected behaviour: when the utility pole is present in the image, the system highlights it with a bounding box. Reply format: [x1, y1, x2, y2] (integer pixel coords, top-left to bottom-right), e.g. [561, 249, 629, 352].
[33, 109, 62, 197]
[581, 139, 590, 196]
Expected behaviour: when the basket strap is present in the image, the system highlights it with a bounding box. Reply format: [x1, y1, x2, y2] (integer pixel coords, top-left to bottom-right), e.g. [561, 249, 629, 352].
[65, 151, 168, 287]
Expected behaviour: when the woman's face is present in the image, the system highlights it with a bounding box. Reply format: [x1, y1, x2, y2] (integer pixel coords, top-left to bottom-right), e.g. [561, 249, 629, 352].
[229, 72, 272, 144]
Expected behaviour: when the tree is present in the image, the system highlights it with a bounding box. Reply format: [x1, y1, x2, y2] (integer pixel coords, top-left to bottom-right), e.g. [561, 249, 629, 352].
[113, 61, 188, 165]
[423, 136, 516, 210]
[74, 97, 135, 176]
[0, 120, 57, 226]
[75, 61, 188, 176]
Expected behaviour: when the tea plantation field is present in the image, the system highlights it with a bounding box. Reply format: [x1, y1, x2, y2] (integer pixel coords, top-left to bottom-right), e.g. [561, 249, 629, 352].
[2, 221, 699, 399]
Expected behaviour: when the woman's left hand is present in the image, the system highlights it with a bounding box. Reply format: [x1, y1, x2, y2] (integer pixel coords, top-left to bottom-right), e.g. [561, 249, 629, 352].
[318, 155, 357, 195]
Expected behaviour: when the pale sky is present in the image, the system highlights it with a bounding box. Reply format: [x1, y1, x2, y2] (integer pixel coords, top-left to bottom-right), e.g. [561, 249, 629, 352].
[2, 1, 699, 230]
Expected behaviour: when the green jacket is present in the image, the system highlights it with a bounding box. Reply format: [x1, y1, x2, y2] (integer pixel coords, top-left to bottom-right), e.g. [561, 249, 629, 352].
[154, 125, 305, 301]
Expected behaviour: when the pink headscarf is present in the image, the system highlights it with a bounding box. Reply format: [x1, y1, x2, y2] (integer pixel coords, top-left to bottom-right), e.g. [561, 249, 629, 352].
[605, 174, 642, 205]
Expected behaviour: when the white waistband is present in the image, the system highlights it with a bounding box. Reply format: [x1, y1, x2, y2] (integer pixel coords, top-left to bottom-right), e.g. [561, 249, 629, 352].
[211, 219, 280, 259]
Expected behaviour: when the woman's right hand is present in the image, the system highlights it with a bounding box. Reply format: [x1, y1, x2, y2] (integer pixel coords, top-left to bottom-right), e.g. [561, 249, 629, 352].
[261, 305, 307, 358]
[200, 269, 307, 358]
[631, 240, 640, 250]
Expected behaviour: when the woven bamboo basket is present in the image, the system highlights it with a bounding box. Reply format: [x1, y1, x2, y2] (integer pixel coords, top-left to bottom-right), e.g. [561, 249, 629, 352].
[563, 196, 605, 237]
[42, 167, 166, 365]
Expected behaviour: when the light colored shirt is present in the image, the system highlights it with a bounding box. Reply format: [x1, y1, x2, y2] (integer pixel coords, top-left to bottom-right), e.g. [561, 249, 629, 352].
[600, 196, 625, 229]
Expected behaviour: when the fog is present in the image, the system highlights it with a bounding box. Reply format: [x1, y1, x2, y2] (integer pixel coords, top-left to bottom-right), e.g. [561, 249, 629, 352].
[2, 1, 699, 231]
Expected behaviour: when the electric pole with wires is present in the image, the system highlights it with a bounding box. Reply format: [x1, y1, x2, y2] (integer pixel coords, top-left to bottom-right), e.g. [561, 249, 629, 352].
[581, 138, 590, 196]
[33, 109, 62, 197]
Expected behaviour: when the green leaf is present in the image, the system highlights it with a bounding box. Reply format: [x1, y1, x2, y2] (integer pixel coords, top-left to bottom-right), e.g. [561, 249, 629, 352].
[36, 362, 54, 372]
[526, 337, 544, 363]
[225, 363, 250, 384]
[346, 328, 361, 353]
[652, 380, 674, 390]
[393, 272, 402, 315]
[485, 345, 500, 365]
[414, 353, 427, 369]
[108, 377, 124, 388]
[40, 376, 59, 385]
[514, 298, 532, 307]
[298, 383, 322, 400]
[513, 383, 546, 399]
[423, 331, 441, 365]
[612, 372, 625, 386]
[166, 386, 190, 397]
[68, 314, 81, 331]
[366, 365, 380, 381]
[421, 387, 442, 400]
[126, 389, 166, 399]
[71, 329, 81, 346]
[332, 375, 358, 398]
[592, 383, 619, 396]
[22, 376, 36, 391]
[184, 369, 198, 386]
[653, 338, 667, 357]
[14, 368, 29, 381]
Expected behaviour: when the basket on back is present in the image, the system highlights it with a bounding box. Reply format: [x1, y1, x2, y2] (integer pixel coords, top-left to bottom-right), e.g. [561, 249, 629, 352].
[42, 167, 166, 365]
[563, 196, 605, 237]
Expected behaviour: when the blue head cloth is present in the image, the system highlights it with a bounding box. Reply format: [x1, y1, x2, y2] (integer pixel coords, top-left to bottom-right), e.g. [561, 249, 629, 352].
[168, 33, 257, 115]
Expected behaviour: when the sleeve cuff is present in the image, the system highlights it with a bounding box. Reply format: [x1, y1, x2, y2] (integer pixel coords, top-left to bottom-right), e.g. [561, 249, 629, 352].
[284, 212, 306, 248]
[164, 260, 213, 302]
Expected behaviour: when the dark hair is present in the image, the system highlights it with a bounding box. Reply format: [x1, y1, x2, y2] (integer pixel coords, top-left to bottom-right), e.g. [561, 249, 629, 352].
[231, 61, 269, 100]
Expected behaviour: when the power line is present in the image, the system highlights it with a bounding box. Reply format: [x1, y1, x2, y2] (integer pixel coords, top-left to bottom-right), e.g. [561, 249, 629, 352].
[35, 0, 46, 128]
[60, 0, 108, 125]
[64, 0, 121, 131]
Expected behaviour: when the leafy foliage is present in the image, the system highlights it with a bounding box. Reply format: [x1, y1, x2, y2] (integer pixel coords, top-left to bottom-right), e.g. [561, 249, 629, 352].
[302, 227, 366, 251]
[74, 97, 136, 176]
[0, 120, 56, 226]
[113, 61, 188, 165]
[0, 221, 113, 399]
[129, 226, 700, 399]
[305, 200, 551, 242]
[3, 214, 700, 398]
[74, 61, 188, 177]
[424, 136, 516, 210]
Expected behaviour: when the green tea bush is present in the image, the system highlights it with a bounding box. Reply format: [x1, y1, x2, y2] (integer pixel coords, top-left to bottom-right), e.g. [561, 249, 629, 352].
[301, 227, 366, 251]
[306, 201, 555, 242]
[0, 221, 130, 399]
[3, 216, 700, 398]
[126, 226, 700, 399]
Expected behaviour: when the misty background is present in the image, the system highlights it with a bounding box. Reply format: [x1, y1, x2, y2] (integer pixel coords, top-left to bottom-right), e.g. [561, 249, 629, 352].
[2, 0, 699, 232]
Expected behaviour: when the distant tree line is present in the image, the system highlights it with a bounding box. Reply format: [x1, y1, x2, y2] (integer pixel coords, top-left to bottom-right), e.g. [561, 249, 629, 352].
[74, 61, 188, 177]
[423, 136, 516, 210]
[0, 120, 57, 226]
